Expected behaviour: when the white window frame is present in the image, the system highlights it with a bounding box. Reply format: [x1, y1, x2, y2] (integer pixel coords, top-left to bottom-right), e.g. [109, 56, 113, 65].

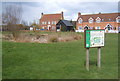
[78, 26, 82, 30]
[52, 21, 54, 24]
[96, 17, 101, 23]
[52, 21, 56, 24]
[89, 17, 94, 23]
[44, 22, 47, 24]
[95, 26, 101, 29]
[109, 19, 111, 21]
[102, 19, 104, 21]
[116, 16, 120, 23]
[78, 18, 83, 24]
[52, 26, 55, 30]
[54, 21, 56, 24]
[48, 21, 50, 24]
[42, 22, 44, 24]
[116, 19, 120, 23]
[42, 27, 44, 29]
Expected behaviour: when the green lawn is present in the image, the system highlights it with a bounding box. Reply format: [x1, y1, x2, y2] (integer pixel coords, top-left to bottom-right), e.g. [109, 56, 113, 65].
[0, 32, 2, 80]
[2, 33, 118, 79]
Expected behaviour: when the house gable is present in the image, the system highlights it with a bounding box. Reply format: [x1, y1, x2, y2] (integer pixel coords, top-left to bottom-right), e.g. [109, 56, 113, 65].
[78, 18, 83, 23]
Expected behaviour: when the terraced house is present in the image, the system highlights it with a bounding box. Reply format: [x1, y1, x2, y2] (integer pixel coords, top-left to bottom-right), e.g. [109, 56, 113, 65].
[76, 12, 120, 32]
[39, 12, 64, 31]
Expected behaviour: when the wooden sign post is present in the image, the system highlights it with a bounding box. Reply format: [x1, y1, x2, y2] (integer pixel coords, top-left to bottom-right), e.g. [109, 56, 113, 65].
[86, 48, 89, 71]
[98, 47, 101, 68]
[84, 29, 105, 71]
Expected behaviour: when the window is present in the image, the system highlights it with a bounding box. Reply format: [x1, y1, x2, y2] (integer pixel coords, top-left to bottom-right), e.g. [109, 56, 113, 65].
[52, 21, 54, 24]
[95, 27, 101, 29]
[42, 22, 44, 24]
[79, 27, 82, 30]
[52, 26, 55, 30]
[78, 18, 83, 23]
[102, 19, 104, 21]
[116, 16, 120, 23]
[116, 19, 120, 23]
[48, 21, 50, 24]
[89, 27, 93, 29]
[42, 27, 44, 29]
[118, 27, 120, 30]
[96, 17, 101, 23]
[89, 20, 93, 23]
[96, 20, 101, 23]
[44, 22, 47, 24]
[42, 22, 47, 24]
[54, 21, 56, 24]
[109, 19, 111, 21]
[89, 17, 94, 23]
[52, 21, 56, 24]
[116, 19, 120, 22]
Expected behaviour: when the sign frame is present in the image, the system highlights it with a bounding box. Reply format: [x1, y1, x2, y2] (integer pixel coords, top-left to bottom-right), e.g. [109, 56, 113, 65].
[84, 29, 105, 48]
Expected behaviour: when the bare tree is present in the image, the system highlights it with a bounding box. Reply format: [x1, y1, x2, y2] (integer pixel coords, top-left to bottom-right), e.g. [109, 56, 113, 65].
[2, 2, 23, 39]
[2, 3, 22, 30]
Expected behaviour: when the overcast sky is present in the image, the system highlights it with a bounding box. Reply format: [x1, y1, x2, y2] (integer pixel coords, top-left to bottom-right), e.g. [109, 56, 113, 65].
[2, 0, 119, 25]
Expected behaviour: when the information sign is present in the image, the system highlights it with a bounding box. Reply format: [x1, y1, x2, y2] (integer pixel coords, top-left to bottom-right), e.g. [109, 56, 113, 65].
[85, 30, 105, 48]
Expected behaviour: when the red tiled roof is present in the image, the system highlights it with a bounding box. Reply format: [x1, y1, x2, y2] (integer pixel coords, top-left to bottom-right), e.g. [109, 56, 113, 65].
[78, 13, 119, 22]
[40, 13, 63, 21]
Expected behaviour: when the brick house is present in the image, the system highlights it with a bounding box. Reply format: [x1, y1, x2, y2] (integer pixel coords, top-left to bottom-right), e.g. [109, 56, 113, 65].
[76, 12, 120, 32]
[39, 12, 64, 31]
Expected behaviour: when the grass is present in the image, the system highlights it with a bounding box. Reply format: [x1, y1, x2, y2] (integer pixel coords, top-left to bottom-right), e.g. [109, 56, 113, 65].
[2, 33, 118, 79]
[0, 31, 2, 80]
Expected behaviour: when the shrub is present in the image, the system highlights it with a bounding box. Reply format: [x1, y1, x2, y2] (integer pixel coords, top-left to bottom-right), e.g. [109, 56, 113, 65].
[73, 35, 82, 40]
[65, 37, 73, 42]
[36, 35, 40, 39]
[49, 36, 58, 43]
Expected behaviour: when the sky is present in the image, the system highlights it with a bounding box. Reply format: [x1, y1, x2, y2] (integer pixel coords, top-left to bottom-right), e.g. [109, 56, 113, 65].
[1, 0, 120, 25]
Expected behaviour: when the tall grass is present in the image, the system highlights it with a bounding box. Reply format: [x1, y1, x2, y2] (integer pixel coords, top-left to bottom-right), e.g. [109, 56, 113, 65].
[2, 31, 82, 43]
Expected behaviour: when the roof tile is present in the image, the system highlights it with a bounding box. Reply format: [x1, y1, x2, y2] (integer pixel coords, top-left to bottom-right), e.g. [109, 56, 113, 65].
[78, 13, 119, 22]
[40, 13, 63, 21]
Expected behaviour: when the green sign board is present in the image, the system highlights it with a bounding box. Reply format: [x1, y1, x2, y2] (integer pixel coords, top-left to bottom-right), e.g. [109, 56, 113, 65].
[85, 30, 105, 48]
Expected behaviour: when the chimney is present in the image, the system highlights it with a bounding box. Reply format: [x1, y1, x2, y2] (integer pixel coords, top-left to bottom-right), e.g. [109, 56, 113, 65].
[61, 11, 63, 15]
[61, 11, 64, 20]
[41, 13, 43, 17]
[78, 12, 81, 17]
[99, 12, 101, 14]
[70, 19, 72, 23]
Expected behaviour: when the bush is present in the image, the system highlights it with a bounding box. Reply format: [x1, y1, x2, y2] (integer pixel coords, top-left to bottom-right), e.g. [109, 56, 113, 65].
[36, 35, 40, 39]
[73, 35, 82, 40]
[12, 31, 21, 40]
[49, 36, 58, 43]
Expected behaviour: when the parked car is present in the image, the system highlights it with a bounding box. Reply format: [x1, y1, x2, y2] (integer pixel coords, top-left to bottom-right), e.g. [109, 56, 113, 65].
[40, 29, 48, 30]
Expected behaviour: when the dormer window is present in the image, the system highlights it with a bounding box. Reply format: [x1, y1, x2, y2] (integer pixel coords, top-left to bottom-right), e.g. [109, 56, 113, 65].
[89, 17, 94, 23]
[96, 17, 101, 23]
[78, 18, 83, 23]
[116, 16, 120, 23]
